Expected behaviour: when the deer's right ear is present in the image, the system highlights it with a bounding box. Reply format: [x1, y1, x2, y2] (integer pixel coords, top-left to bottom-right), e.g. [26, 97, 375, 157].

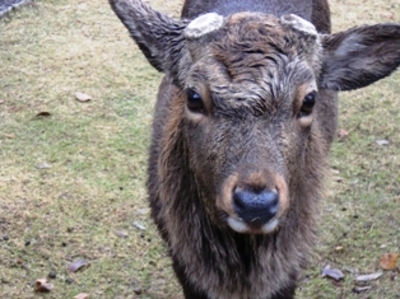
[319, 24, 400, 91]
[109, 0, 189, 79]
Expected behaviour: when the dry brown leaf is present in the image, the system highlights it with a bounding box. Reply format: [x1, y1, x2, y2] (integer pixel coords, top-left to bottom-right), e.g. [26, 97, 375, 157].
[67, 259, 90, 273]
[34, 278, 54, 292]
[75, 92, 92, 102]
[337, 129, 349, 140]
[34, 111, 52, 118]
[16, 258, 24, 265]
[4, 133, 15, 139]
[74, 293, 90, 299]
[379, 253, 398, 270]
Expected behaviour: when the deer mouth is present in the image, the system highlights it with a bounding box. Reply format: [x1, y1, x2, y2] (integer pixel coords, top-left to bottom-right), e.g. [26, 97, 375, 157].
[226, 215, 279, 234]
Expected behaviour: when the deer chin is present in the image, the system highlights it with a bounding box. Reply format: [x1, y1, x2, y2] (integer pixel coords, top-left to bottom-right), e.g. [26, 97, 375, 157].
[227, 216, 279, 234]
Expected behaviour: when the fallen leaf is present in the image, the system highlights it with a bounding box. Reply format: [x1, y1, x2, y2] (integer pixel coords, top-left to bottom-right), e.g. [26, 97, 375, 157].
[34, 278, 54, 292]
[113, 229, 129, 238]
[75, 92, 92, 102]
[322, 265, 345, 281]
[4, 133, 15, 139]
[36, 162, 51, 169]
[16, 257, 24, 266]
[355, 272, 383, 282]
[379, 253, 398, 270]
[67, 259, 90, 273]
[381, 12, 395, 20]
[353, 286, 371, 293]
[33, 111, 51, 118]
[337, 129, 349, 140]
[136, 208, 150, 215]
[132, 222, 146, 230]
[74, 293, 90, 299]
[330, 168, 340, 175]
[375, 139, 389, 146]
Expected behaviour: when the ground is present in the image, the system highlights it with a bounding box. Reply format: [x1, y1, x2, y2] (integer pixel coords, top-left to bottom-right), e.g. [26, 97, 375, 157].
[0, 0, 399, 298]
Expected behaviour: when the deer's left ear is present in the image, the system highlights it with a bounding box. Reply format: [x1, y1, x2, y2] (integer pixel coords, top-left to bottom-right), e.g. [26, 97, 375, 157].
[109, 0, 189, 79]
[319, 24, 400, 91]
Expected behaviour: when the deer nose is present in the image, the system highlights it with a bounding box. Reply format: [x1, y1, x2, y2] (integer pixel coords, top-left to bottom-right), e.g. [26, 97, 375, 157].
[233, 188, 279, 226]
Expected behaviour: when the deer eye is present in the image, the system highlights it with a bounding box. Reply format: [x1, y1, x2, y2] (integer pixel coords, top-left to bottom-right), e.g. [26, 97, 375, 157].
[185, 88, 204, 113]
[299, 91, 316, 117]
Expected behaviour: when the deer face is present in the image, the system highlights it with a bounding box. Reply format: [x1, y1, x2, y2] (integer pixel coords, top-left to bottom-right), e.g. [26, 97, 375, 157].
[180, 13, 322, 233]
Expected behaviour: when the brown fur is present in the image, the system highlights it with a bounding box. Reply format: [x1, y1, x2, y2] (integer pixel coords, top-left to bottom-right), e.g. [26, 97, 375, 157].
[109, 0, 400, 298]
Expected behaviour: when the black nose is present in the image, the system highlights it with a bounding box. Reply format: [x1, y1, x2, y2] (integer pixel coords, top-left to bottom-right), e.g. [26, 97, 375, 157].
[233, 188, 279, 226]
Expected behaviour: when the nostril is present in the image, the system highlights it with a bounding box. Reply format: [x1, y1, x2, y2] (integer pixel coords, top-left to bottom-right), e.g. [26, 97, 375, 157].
[233, 188, 255, 209]
[233, 188, 279, 226]
[263, 191, 279, 214]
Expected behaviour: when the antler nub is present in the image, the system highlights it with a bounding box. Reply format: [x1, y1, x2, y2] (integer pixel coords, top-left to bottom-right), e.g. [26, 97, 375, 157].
[185, 13, 224, 39]
[280, 14, 317, 37]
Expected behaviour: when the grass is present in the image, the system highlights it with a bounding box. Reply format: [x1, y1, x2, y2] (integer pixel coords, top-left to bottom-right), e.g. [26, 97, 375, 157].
[0, 0, 399, 298]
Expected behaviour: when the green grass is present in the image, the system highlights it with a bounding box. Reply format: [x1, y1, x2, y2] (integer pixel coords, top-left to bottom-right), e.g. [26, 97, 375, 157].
[0, 0, 399, 298]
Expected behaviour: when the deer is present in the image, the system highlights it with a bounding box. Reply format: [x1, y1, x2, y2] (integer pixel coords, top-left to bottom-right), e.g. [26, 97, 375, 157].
[109, 0, 400, 298]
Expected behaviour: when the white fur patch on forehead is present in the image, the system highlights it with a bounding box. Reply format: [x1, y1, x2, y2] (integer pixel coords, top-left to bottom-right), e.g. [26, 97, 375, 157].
[280, 14, 317, 37]
[185, 13, 224, 39]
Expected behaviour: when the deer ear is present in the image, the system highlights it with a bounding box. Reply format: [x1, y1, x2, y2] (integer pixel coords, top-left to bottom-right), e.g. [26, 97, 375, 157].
[320, 24, 400, 91]
[109, 0, 188, 77]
